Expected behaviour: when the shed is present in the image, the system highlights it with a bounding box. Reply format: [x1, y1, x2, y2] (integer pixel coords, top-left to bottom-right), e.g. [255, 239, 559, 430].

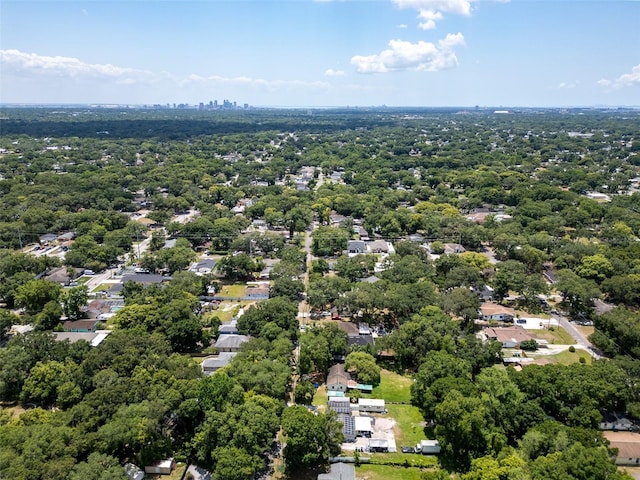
[416, 439, 441, 454]
[144, 458, 175, 475]
[357, 398, 385, 413]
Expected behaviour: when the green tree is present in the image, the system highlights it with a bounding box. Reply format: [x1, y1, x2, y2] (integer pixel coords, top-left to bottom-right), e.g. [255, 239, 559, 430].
[62, 285, 88, 320]
[15, 279, 62, 315]
[345, 351, 381, 386]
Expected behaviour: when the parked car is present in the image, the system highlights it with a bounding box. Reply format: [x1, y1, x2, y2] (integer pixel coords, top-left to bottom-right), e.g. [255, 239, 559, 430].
[401, 446, 415, 454]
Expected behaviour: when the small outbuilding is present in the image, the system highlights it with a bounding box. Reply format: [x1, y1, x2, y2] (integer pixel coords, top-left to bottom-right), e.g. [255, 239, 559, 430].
[416, 439, 441, 454]
[144, 458, 175, 475]
[357, 398, 385, 413]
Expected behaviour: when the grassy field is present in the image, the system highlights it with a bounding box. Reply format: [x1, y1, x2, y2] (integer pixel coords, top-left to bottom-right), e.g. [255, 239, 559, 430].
[219, 284, 248, 297]
[546, 349, 592, 365]
[312, 385, 328, 409]
[367, 369, 412, 403]
[386, 404, 428, 447]
[356, 464, 431, 480]
[532, 326, 575, 344]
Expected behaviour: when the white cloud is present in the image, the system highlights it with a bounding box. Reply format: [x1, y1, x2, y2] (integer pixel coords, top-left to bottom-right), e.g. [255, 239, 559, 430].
[325, 69, 346, 77]
[350, 33, 464, 73]
[397, 23, 408, 29]
[0, 49, 158, 84]
[0, 49, 331, 94]
[418, 10, 443, 30]
[558, 81, 579, 89]
[598, 64, 640, 89]
[393, 0, 508, 29]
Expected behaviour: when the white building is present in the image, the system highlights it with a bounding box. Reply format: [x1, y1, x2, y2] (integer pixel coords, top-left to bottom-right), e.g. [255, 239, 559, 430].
[357, 398, 385, 413]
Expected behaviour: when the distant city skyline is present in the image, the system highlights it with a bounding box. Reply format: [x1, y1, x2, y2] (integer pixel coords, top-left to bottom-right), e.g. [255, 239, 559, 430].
[1, 0, 639, 107]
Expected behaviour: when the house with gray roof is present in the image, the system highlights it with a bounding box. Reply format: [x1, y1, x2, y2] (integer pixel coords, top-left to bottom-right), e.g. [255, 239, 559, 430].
[214, 334, 250, 352]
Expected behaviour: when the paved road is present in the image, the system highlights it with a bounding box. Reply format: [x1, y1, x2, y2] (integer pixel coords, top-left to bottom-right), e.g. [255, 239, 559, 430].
[554, 313, 603, 360]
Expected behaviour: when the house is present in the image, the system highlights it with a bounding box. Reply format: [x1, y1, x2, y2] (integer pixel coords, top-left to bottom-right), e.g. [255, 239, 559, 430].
[347, 240, 366, 254]
[144, 458, 175, 475]
[479, 302, 515, 322]
[57, 232, 75, 242]
[328, 396, 351, 414]
[62, 319, 99, 333]
[600, 412, 639, 432]
[44, 266, 81, 286]
[443, 243, 466, 255]
[193, 258, 216, 275]
[357, 398, 385, 413]
[347, 334, 374, 350]
[109, 274, 170, 295]
[214, 334, 250, 352]
[480, 326, 535, 348]
[327, 364, 350, 393]
[201, 352, 237, 375]
[39, 233, 57, 244]
[218, 321, 239, 335]
[416, 439, 441, 454]
[317, 462, 355, 480]
[246, 286, 270, 300]
[603, 432, 640, 466]
[367, 240, 389, 254]
[124, 463, 144, 480]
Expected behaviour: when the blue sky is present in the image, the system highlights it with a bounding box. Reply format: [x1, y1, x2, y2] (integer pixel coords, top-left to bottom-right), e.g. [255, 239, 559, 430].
[1, 0, 639, 107]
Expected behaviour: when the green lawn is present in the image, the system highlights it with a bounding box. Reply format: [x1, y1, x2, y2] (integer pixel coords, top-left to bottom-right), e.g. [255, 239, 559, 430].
[367, 369, 412, 403]
[92, 283, 111, 293]
[546, 349, 592, 365]
[531, 326, 574, 344]
[386, 404, 428, 447]
[312, 385, 328, 409]
[356, 464, 431, 480]
[219, 284, 247, 297]
[367, 453, 437, 468]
